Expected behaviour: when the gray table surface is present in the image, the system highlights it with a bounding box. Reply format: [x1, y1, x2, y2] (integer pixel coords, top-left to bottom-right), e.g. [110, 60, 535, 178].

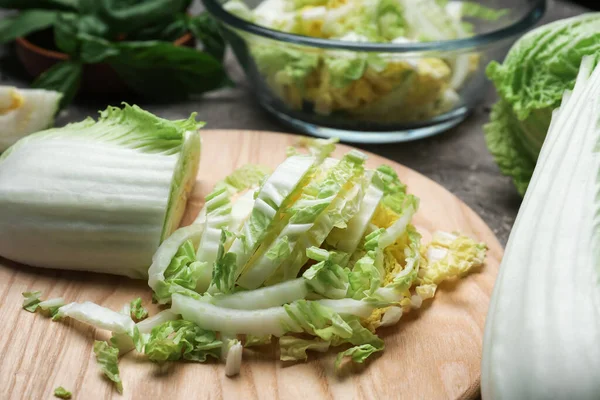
[0, 0, 586, 245]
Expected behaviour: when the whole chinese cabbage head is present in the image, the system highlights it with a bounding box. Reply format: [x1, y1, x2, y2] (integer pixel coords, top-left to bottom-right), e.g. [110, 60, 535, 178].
[484, 13, 600, 195]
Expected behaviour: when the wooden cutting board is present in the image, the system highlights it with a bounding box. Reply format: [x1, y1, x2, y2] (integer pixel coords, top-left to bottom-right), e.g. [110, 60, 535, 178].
[0, 130, 502, 400]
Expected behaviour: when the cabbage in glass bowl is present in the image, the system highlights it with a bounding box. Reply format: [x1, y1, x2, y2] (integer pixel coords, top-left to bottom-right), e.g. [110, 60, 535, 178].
[203, 0, 546, 143]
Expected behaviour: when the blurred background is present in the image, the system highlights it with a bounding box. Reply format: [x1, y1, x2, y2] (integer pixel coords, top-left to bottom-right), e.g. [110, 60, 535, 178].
[0, 0, 596, 246]
[572, 0, 598, 9]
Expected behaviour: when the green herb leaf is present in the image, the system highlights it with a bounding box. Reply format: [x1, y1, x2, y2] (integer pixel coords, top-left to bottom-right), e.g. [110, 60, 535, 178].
[0, 0, 77, 11]
[79, 34, 119, 63]
[131, 15, 188, 42]
[93, 341, 123, 394]
[53, 12, 79, 55]
[77, 34, 229, 99]
[53, 386, 72, 399]
[32, 60, 82, 108]
[108, 41, 229, 100]
[54, 12, 109, 55]
[78, 0, 190, 39]
[188, 12, 226, 62]
[83, 15, 110, 37]
[0, 10, 57, 44]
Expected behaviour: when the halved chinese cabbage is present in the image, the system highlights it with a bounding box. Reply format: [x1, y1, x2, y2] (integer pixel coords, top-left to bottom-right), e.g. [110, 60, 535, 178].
[0, 104, 202, 278]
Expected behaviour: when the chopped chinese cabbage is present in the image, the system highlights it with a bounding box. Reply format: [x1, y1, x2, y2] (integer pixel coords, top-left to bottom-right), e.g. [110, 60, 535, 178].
[327, 171, 385, 255]
[171, 293, 375, 337]
[194, 165, 270, 291]
[38, 298, 66, 317]
[223, 0, 504, 121]
[20, 138, 486, 383]
[22, 290, 42, 312]
[93, 341, 123, 394]
[238, 150, 366, 288]
[148, 225, 205, 304]
[279, 336, 330, 361]
[217, 154, 322, 290]
[210, 278, 309, 309]
[417, 231, 486, 287]
[55, 301, 135, 335]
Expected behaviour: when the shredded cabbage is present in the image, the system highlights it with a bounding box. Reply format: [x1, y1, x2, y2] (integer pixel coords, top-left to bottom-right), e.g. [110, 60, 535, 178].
[223, 0, 506, 122]
[21, 139, 486, 389]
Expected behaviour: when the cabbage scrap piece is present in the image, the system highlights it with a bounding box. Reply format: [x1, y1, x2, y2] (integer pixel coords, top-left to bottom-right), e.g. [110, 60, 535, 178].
[213, 154, 320, 292]
[416, 231, 486, 296]
[224, 339, 243, 376]
[22, 290, 42, 312]
[279, 336, 330, 361]
[93, 341, 123, 394]
[144, 320, 222, 362]
[55, 301, 136, 335]
[53, 386, 72, 399]
[129, 298, 148, 322]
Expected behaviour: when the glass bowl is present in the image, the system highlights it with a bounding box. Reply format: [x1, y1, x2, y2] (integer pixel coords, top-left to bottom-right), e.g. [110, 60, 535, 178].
[203, 0, 546, 143]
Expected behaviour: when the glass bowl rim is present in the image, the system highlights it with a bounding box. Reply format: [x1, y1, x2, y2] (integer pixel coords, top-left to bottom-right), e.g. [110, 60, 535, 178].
[202, 0, 547, 52]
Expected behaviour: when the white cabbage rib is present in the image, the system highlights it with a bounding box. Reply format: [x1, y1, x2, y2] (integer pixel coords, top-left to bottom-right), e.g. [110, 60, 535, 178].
[57, 301, 135, 335]
[327, 172, 383, 254]
[226, 155, 316, 281]
[225, 340, 243, 377]
[482, 57, 600, 399]
[171, 293, 374, 337]
[210, 279, 309, 310]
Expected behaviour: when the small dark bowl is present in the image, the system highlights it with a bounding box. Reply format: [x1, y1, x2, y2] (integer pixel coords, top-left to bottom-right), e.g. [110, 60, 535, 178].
[15, 33, 195, 95]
